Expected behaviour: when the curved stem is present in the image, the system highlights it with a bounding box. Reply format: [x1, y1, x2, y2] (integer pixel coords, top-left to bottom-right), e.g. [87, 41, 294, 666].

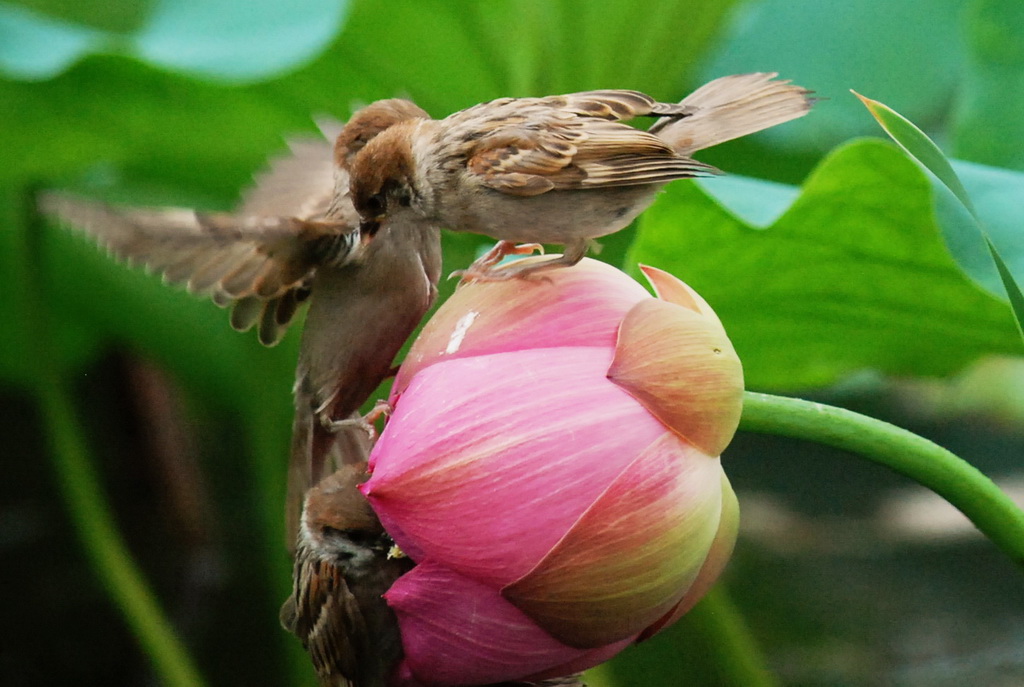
[39, 379, 208, 687]
[685, 585, 779, 687]
[739, 391, 1024, 569]
[17, 187, 206, 687]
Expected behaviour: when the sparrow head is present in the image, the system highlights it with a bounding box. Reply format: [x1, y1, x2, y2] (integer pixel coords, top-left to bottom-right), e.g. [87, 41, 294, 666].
[349, 121, 424, 237]
[300, 463, 388, 571]
[334, 99, 428, 171]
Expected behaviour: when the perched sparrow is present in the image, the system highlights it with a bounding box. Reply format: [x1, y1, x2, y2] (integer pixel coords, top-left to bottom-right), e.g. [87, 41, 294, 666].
[40, 99, 442, 541]
[349, 72, 813, 279]
[281, 461, 413, 687]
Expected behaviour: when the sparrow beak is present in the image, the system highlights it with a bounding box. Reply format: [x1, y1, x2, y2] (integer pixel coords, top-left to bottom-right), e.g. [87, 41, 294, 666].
[359, 218, 381, 244]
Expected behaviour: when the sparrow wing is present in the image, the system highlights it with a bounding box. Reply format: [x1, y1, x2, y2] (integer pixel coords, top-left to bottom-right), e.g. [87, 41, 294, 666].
[225, 127, 362, 344]
[648, 72, 814, 155]
[238, 121, 344, 221]
[284, 555, 365, 687]
[456, 89, 691, 124]
[466, 116, 716, 196]
[545, 89, 694, 120]
[462, 89, 718, 196]
[41, 192, 361, 345]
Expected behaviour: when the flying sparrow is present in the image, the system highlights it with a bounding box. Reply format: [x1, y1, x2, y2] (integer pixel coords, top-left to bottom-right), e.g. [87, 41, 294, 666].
[348, 72, 813, 280]
[40, 99, 442, 542]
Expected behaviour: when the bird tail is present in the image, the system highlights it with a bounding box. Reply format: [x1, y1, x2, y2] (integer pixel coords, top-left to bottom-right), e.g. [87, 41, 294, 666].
[649, 72, 814, 156]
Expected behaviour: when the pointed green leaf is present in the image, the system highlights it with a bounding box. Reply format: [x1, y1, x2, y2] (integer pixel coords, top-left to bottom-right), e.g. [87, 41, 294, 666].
[855, 92, 1024, 341]
[853, 91, 974, 212]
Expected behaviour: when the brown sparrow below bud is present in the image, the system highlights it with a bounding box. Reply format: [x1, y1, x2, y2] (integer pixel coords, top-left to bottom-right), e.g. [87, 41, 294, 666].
[40, 99, 442, 543]
[281, 461, 413, 687]
[349, 72, 813, 280]
[282, 461, 592, 687]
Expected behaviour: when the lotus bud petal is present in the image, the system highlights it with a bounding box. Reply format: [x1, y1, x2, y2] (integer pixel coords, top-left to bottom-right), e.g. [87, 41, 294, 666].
[386, 562, 631, 686]
[392, 258, 649, 397]
[365, 348, 666, 588]
[502, 432, 725, 648]
[639, 264, 725, 328]
[608, 298, 743, 456]
[363, 259, 744, 685]
[639, 470, 740, 640]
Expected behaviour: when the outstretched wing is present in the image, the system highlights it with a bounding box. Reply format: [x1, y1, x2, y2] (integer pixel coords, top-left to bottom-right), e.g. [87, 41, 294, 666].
[41, 193, 360, 345]
[461, 90, 716, 197]
[238, 121, 343, 220]
[39, 124, 365, 346]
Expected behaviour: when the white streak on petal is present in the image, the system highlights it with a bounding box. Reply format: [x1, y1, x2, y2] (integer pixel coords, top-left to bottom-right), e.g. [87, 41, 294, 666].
[445, 310, 479, 354]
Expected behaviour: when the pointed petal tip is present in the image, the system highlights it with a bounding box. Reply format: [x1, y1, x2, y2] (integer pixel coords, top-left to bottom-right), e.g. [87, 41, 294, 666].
[638, 264, 724, 328]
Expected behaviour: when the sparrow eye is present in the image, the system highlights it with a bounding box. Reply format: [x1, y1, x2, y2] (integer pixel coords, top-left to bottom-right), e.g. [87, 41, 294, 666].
[322, 525, 381, 549]
[364, 192, 386, 218]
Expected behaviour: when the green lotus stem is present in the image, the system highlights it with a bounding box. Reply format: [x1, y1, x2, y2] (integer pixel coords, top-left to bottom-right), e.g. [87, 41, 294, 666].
[739, 391, 1024, 568]
[686, 586, 779, 687]
[17, 188, 207, 687]
[38, 379, 208, 687]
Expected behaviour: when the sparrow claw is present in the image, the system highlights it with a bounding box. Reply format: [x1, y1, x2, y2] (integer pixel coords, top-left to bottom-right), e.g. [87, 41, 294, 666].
[322, 415, 377, 441]
[452, 264, 554, 284]
[364, 399, 393, 425]
[321, 400, 393, 441]
[451, 241, 547, 284]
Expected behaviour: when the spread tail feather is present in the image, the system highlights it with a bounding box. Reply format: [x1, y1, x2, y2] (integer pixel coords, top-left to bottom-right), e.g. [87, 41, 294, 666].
[650, 72, 814, 156]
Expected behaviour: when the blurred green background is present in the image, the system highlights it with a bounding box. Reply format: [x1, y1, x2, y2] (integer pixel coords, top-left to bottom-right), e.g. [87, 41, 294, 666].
[1, 0, 1023, 685]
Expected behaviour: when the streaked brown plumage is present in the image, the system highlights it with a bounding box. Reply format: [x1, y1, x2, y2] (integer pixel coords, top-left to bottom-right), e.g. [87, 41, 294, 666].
[281, 461, 412, 687]
[40, 120, 355, 346]
[349, 72, 813, 279]
[40, 99, 441, 542]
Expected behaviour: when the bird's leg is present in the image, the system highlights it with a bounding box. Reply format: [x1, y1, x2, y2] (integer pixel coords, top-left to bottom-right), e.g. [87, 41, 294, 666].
[450, 240, 544, 282]
[363, 399, 393, 426]
[320, 412, 376, 441]
[459, 239, 589, 282]
[320, 400, 393, 441]
[476, 240, 546, 268]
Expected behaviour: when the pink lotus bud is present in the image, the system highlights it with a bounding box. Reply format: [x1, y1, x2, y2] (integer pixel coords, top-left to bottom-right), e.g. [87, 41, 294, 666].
[363, 258, 744, 685]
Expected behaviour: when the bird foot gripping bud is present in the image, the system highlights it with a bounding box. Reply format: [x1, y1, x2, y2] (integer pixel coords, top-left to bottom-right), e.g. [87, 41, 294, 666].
[450, 241, 547, 283]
